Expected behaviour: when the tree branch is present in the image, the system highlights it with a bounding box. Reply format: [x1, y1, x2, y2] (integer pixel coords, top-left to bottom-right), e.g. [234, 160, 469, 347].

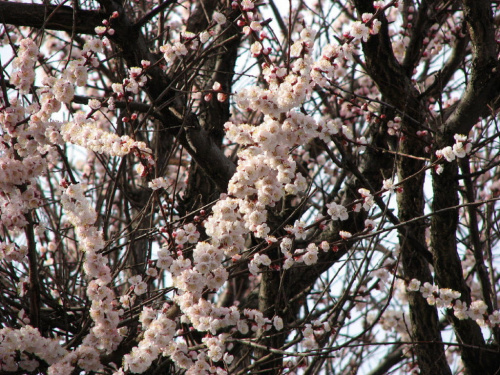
[441, 0, 500, 136]
[353, 0, 421, 120]
[0, 1, 104, 35]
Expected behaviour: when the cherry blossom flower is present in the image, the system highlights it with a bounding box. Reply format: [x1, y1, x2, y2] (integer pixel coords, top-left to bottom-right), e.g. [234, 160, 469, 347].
[350, 21, 370, 42]
[407, 279, 421, 292]
[213, 12, 226, 25]
[326, 201, 349, 221]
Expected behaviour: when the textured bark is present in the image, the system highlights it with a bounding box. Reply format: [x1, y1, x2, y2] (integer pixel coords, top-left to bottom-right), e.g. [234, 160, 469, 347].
[401, 0, 448, 75]
[428, 1, 500, 372]
[255, 269, 288, 375]
[352, 0, 421, 119]
[0, 1, 104, 35]
[441, 0, 500, 136]
[398, 144, 451, 375]
[183, 0, 242, 209]
[430, 155, 500, 374]
[351, 1, 452, 373]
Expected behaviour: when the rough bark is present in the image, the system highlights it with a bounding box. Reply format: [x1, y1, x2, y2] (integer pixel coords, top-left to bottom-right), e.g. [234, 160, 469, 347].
[352, 1, 451, 373]
[428, 1, 500, 373]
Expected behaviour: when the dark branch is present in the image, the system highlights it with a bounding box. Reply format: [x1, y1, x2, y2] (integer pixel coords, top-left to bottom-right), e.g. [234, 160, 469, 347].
[0, 1, 104, 35]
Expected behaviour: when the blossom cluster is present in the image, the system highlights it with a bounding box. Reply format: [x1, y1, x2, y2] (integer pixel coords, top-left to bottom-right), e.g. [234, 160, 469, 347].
[158, 25, 217, 66]
[128, 275, 148, 296]
[347, 14, 382, 43]
[59, 183, 123, 371]
[0, 326, 67, 372]
[112, 66, 147, 96]
[0, 158, 43, 230]
[356, 188, 375, 211]
[61, 117, 152, 158]
[0, 98, 47, 230]
[218, 29, 327, 280]
[378, 310, 412, 341]
[149, 176, 169, 190]
[0, 242, 28, 263]
[326, 201, 349, 221]
[123, 309, 177, 373]
[2, 34, 107, 230]
[0, 34, 146, 234]
[0, 181, 122, 373]
[10, 38, 38, 94]
[217, 19, 382, 279]
[173, 223, 200, 246]
[249, 252, 272, 275]
[407, 279, 500, 326]
[148, 165, 188, 194]
[301, 320, 332, 350]
[161, 291, 281, 372]
[436, 134, 471, 162]
[41, 69, 80, 104]
[160, 42, 189, 63]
